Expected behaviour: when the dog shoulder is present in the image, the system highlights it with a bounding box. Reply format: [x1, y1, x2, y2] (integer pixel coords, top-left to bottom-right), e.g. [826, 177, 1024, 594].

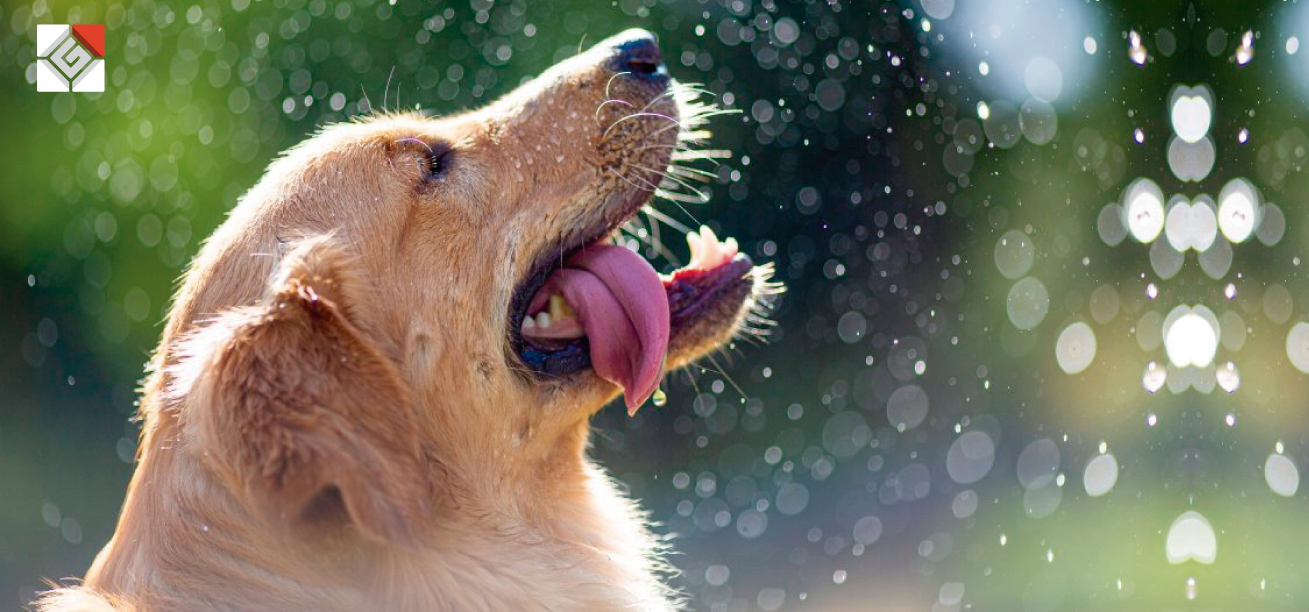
[32, 587, 133, 612]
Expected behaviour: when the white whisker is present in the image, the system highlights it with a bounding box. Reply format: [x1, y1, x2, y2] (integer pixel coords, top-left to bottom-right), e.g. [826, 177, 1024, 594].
[653, 189, 708, 204]
[596, 98, 638, 118]
[608, 166, 660, 194]
[633, 162, 709, 202]
[667, 165, 718, 181]
[641, 205, 695, 234]
[603, 112, 682, 139]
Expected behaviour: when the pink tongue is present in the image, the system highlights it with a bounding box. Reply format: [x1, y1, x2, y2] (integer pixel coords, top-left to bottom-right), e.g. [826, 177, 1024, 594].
[549, 245, 670, 413]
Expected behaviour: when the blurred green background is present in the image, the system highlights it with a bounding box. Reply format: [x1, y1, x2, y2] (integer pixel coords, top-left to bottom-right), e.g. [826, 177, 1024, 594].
[7, 0, 1309, 609]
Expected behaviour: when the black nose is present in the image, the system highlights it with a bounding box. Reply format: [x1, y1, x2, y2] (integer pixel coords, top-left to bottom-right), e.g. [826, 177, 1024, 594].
[612, 29, 666, 77]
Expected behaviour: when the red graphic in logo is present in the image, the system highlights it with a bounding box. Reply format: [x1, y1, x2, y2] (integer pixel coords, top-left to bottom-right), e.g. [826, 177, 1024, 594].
[70, 25, 105, 58]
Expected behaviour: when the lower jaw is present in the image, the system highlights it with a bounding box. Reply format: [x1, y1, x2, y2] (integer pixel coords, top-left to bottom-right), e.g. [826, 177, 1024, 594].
[664, 255, 758, 365]
[519, 338, 590, 375]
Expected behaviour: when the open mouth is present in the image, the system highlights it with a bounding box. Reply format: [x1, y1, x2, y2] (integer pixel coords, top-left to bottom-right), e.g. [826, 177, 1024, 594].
[509, 219, 755, 414]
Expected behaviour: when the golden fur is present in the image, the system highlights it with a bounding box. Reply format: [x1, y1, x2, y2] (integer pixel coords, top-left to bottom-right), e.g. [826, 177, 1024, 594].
[38, 31, 769, 612]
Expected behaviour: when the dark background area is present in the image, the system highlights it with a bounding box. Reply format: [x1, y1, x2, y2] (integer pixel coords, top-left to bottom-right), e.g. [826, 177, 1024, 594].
[6, 0, 1309, 609]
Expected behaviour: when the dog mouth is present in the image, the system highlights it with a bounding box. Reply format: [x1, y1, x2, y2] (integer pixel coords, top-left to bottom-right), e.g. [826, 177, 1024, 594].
[508, 214, 754, 414]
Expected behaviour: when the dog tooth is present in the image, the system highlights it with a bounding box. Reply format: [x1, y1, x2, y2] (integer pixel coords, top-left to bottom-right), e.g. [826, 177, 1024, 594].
[686, 230, 703, 269]
[699, 225, 719, 248]
[686, 229, 702, 252]
[536, 312, 552, 328]
[724, 237, 738, 257]
[523, 316, 536, 330]
[697, 226, 723, 267]
[549, 294, 576, 321]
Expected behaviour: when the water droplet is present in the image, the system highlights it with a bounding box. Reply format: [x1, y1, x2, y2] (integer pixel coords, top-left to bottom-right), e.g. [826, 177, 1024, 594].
[994, 230, 1035, 279]
[1235, 30, 1254, 65]
[1166, 511, 1217, 564]
[946, 431, 995, 485]
[1007, 277, 1050, 330]
[1055, 322, 1097, 374]
[1016, 439, 1060, 489]
[1124, 179, 1165, 242]
[852, 516, 883, 546]
[1164, 308, 1219, 367]
[887, 384, 929, 431]
[1143, 362, 1167, 393]
[1083, 454, 1119, 497]
[1265, 452, 1299, 496]
[1287, 323, 1309, 373]
[1129, 30, 1148, 64]
[1216, 362, 1240, 393]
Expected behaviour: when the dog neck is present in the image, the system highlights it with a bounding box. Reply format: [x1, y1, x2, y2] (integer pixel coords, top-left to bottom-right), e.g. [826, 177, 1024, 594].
[84, 407, 676, 611]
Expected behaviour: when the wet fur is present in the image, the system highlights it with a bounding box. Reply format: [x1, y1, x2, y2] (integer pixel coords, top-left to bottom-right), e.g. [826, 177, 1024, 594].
[36, 32, 770, 612]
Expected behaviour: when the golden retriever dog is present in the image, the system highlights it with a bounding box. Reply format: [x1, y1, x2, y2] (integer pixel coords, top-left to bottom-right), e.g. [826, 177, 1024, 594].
[38, 29, 775, 612]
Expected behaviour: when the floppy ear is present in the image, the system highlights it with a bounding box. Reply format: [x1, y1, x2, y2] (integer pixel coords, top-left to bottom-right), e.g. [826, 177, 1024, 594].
[176, 239, 430, 544]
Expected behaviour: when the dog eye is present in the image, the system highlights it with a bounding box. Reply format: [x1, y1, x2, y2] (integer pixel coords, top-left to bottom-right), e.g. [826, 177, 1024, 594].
[395, 138, 451, 180]
[426, 151, 451, 178]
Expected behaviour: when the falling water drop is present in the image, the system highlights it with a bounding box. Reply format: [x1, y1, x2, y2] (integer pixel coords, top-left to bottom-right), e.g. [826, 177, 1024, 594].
[1286, 322, 1309, 373]
[1083, 453, 1119, 497]
[1166, 511, 1218, 564]
[1129, 30, 1148, 65]
[1216, 362, 1240, 393]
[1055, 322, 1097, 374]
[1235, 31, 1254, 65]
[1143, 362, 1167, 393]
[1265, 451, 1300, 497]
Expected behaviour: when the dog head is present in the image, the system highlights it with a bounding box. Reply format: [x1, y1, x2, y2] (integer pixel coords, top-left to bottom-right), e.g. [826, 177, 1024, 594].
[168, 30, 775, 544]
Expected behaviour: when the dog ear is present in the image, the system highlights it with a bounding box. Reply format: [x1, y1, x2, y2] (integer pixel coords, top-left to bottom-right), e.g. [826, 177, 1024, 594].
[177, 239, 430, 545]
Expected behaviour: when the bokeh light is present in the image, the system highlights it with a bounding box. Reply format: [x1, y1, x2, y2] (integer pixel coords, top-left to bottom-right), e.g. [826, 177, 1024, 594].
[1164, 307, 1220, 368]
[1166, 511, 1218, 565]
[1123, 178, 1166, 242]
[1217, 178, 1259, 242]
